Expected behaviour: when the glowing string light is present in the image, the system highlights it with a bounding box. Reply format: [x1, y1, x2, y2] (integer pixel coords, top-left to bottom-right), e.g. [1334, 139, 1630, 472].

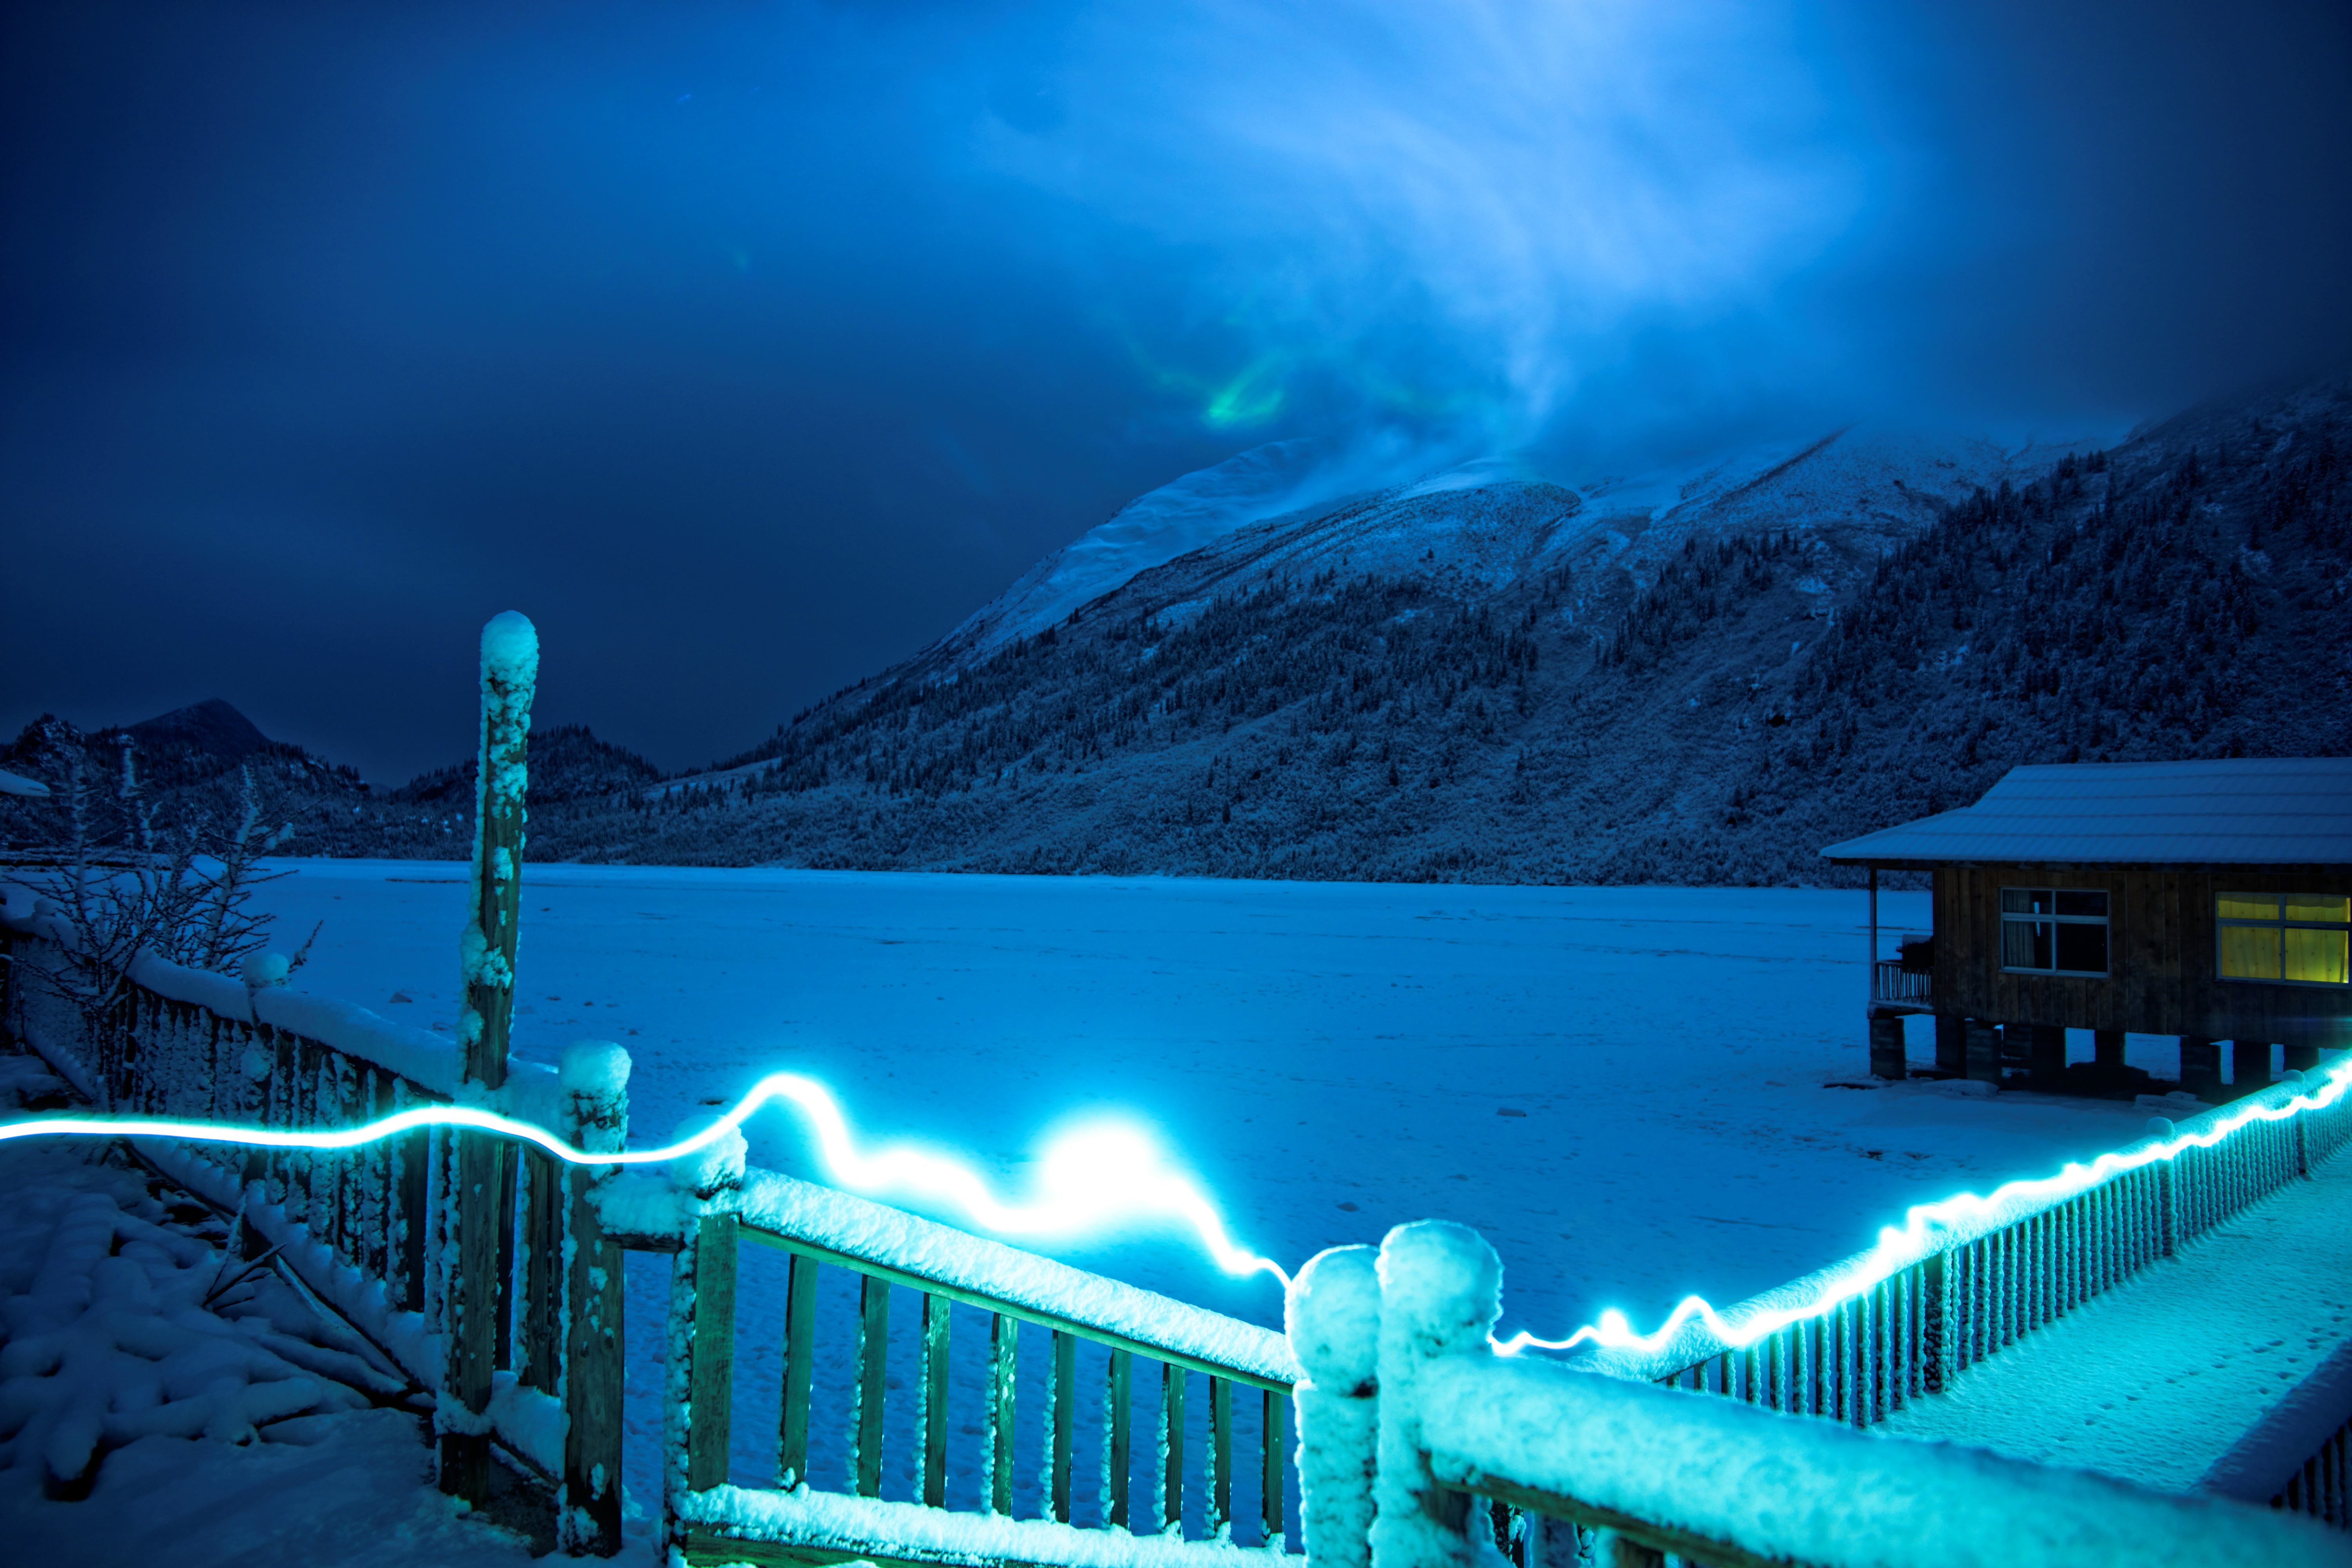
[0, 1071, 1290, 1287]
[1493, 1056, 2352, 1360]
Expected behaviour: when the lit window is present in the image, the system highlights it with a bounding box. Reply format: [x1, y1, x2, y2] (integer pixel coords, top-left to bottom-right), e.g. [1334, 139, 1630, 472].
[2000, 888, 2109, 976]
[2217, 893, 2351, 986]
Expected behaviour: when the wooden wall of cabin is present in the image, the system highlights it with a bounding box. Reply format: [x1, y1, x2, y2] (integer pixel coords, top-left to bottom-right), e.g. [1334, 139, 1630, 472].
[1932, 864, 2352, 1047]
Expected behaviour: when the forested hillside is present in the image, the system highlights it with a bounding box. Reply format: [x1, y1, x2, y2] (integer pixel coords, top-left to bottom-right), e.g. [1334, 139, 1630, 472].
[8, 376, 2346, 885]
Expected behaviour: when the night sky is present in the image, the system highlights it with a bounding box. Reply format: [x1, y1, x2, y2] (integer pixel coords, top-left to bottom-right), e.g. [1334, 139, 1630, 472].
[4, 0, 2348, 788]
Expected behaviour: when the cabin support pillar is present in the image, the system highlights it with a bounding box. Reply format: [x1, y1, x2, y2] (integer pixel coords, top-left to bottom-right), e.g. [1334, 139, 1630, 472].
[1933, 1015, 1966, 1076]
[2028, 1025, 2067, 1091]
[2285, 1042, 2321, 1073]
[2229, 1039, 2272, 1096]
[1964, 1018, 2002, 1085]
[2094, 1029, 2127, 1069]
[1869, 1009, 1907, 1081]
[2180, 1037, 2223, 1103]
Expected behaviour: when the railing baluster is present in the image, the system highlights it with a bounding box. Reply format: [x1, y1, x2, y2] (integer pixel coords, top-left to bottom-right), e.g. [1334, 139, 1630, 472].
[1161, 1361, 1186, 1534]
[1049, 1329, 1076, 1523]
[987, 1312, 1016, 1516]
[854, 1273, 889, 1498]
[921, 1292, 950, 1508]
[1210, 1375, 1233, 1537]
[1260, 1388, 1286, 1549]
[780, 1254, 818, 1489]
[687, 1212, 739, 1493]
[1107, 1348, 1134, 1528]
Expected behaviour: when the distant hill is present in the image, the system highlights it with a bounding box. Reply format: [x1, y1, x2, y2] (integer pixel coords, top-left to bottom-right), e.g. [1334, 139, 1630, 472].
[0, 703, 661, 862]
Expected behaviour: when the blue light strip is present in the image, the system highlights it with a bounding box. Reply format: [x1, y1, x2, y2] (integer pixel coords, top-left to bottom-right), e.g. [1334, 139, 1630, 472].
[0, 1071, 1292, 1285]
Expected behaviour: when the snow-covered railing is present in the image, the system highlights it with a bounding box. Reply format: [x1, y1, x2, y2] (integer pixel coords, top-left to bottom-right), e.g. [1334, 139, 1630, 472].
[602, 1133, 1304, 1568]
[1291, 1221, 2351, 1568]
[0, 900, 630, 1555]
[1585, 1065, 2348, 1461]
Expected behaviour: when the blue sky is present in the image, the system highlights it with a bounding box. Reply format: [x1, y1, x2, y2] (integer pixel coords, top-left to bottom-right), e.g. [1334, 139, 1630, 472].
[4, 0, 2347, 784]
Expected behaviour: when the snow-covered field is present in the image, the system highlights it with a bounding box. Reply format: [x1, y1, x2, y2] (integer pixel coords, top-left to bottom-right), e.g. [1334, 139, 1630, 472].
[7, 862, 2200, 1554]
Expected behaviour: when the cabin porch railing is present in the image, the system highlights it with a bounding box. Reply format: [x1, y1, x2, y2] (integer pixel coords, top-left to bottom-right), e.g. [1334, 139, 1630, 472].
[1869, 960, 1933, 1009]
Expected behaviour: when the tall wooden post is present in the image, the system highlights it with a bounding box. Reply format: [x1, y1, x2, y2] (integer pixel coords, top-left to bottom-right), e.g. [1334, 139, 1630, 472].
[442, 612, 539, 1505]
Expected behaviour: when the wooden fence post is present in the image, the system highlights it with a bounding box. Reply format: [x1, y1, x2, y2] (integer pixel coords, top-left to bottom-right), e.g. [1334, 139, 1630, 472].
[666, 1126, 746, 1561]
[442, 611, 538, 1506]
[561, 1042, 630, 1557]
[1371, 1223, 1499, 1568]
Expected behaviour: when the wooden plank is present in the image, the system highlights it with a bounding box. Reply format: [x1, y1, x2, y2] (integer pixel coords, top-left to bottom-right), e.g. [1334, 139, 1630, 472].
[1209, 1377, 1232, 1537]
[494, 1125, 520, 1372]
[1105, 1349, 1132, 1528]
[922, 1293, 951, 1508]
[1161, 1362, 1186, 1536]
[690, 1212, 741, 1493]
[739, 1226, 1290, 1392]
[439, 1129, 508, 1502]
[779, 1254, 818, 1490]
[396, 1083, 429, 1314]
[1050, 1330, 1075, 1523]
[682, 1523, 1303, 1568]
[522, 1146, 563, 1393]
[564, 1160, 626, 1555]
[856, 1274, 890, 1498]
[1262, 1389, 1286, 1547]
[988, 1313, 1017, 1517]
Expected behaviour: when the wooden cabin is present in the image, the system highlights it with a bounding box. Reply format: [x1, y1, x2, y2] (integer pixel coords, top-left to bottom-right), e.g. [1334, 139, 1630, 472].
[1820, 759, 2352, 1097]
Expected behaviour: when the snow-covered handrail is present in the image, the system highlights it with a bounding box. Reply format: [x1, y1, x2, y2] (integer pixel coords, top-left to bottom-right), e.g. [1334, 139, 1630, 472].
[1296, 1221, 2352, 1568]
[1573, 1062, 2350, 1445]
[653, 1139, 1300, 1568]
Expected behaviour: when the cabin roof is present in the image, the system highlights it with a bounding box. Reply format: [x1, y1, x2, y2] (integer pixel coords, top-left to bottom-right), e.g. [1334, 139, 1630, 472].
[1819, 758, 2352, 868]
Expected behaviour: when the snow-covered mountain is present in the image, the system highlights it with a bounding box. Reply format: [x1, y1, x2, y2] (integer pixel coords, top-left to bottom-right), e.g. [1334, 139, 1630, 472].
[44, 377, 2342, 884]
[929, 423, 2107, 676]
[541, 376, 2344, 882]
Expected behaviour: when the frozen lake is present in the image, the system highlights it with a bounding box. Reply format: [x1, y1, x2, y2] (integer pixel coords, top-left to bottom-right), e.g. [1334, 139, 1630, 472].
[235, 861, 2178, 1517]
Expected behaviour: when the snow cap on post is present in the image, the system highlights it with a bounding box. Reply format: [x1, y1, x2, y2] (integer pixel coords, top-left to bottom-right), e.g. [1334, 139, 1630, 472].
[1290, 1243, 1381, 1395]
[241, 951, 291, 993]
[560, 1040, 631, 1157]
[1377, 1220, 1500, 1362]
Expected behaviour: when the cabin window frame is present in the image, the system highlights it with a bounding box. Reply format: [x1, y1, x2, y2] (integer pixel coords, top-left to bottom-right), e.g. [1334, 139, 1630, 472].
[1998, 886, 2111, 978]
[2215, 892, 2352, 989]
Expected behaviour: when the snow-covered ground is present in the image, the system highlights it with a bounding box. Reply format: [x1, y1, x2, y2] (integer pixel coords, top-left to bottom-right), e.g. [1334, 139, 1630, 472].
[5, 862, 2206, 1555]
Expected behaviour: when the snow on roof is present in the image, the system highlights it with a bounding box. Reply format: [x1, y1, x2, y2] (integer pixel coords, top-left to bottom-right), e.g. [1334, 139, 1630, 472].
[1819, 759, 2352, 867]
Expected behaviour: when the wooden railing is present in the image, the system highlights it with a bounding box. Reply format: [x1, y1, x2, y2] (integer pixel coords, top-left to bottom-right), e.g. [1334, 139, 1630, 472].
[1562, 1062, 2350, 1532]
[630, 1147, 1302, 1568]
[1290, 1222, 2352, 1568]
[0, 914, 628, 1554]
[1870, 960, 1933, 1009]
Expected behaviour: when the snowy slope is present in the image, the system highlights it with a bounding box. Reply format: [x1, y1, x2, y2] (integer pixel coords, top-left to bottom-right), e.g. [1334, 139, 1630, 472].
[932, 423, 2107, 671]
[940, 438, 1393, 661]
